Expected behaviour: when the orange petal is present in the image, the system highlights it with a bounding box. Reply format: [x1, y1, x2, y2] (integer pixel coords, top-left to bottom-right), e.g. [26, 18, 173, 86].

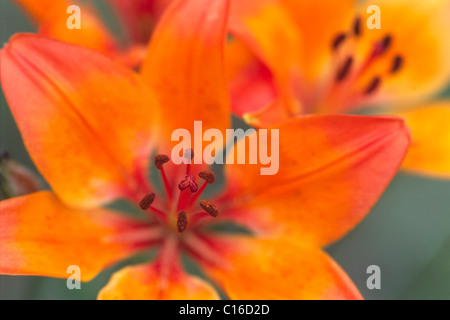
[106, 0, 172, 44]
[1, 34, 159, 208]
[223, 115, 410, 246]
[13, 0, 118, 54]
[343, 0, 450, 111]
[141, 0, 231, 152]
[395, 102, 450, 178]
[0, 191, 147, 281]
[229, 0, 355, 119]
[98, 263, 219, 300]
[229, 0, 305, 118]
[204, 236, 362, 300]
[226, 39, 277, 117]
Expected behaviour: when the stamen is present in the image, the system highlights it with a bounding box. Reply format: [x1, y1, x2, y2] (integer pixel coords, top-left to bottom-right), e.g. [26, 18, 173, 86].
[139, 193, 156, 210]
[381, 35, 392, 52]
[199, 171, 216, 184]
[178, 174, 199, 193]
[372, 35, 393, 57]
[352, 16, 362, 37]
[188, 171, 216, 208]
[364, 76, 382, 95]
[199, 200, 219, 217]
[155, 154, 172, 201]
[390, 55, 404, 74]
[138, 193, 167, 222]
[331, 33, 347, 51]
[155, 154, 170, 169]
[336, 56, 353, 82]
[189, 213, 213, 227]
[176, 211, 188, 233]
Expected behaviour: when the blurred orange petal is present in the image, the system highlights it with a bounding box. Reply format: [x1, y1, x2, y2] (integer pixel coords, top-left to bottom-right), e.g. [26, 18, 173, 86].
[229, 0, 355, 119]
[204, 236, 362, 300]
[226, 39, 276, 118]
[396, 102, 450, 178]
[1, 34, 159, 208]
[0, 191, 146, 281]
[98, 263, 219, 300]
[13, 0, 118, 54]
[229, 0, 450, 116]
[229, 0, 307, 117]
[106, 0, 172, 44]
[141, 0, 231, 151]
[223, 115, 410, 246]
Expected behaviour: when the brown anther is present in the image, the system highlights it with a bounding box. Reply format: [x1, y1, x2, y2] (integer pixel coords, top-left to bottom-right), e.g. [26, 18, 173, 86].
[352, 16, 362, 37]
[199, 200, 219, 217]
[176, 211, 188, 233]
[390, 55, 404, 74]
[199, 171, 216, 184]
[332, 33, 347, 51]
[139, 193, 155, 210]
[381, 35, 392, 52]
[336, 56, 353, 82]
[178, 174, 199, 193]
[373, 35, 392, 57]
[154, 154, 170, 169]
[364, 76, 382, 95]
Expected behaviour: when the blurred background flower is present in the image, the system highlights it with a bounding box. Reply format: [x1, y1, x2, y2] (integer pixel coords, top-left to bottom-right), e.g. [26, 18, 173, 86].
[0, 0, 449, 300]
[226, 0, 450, 178]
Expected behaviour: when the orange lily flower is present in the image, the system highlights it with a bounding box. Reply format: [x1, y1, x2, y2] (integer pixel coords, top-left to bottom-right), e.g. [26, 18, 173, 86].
[11, 0, 172, 67]
[227, 0, 450, 178]
[0, 0, 411, 299]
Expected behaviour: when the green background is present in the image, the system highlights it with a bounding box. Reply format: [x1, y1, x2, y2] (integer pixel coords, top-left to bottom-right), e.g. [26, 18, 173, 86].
[0, 0, 449, 300]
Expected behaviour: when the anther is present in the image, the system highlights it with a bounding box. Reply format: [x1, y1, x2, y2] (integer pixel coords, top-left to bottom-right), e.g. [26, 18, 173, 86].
[364, 76, 382, 95]
[381, 35, 392, 52]
[373, 35, 392, 57]
[154, 154, 170, 169]
[390, 55, 404, 74]
[331, 33, 347, 51]
[176, 211, 188, 233]
[139, 193, 156, 210]
[199, 200, 219, 217]
[352, 16, 362, 37]
[198, 171, 215, 184]
[178, 174, 199, 193]
[336, 56, 353, 82]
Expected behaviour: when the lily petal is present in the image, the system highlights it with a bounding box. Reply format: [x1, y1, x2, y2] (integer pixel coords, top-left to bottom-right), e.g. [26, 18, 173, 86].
[229, 0, 450, 116]
[141, 0, 231, 152]
[228, 0, 355, 118]
[222, 115, 410, 246]
[204, 236, 362, 300]
[0, 191, 148, 281]
[106, 0, 172, 44]
[13, 0, 118, 53]
[396, 102, 450, 178]
[98, 263, 220, 300]
[226, 39, 277, 118]
[1, 34, 159, 208]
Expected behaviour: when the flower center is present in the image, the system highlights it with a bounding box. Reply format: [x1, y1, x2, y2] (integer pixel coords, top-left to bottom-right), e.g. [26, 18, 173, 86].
[138, 152, 219, 235]
[311, 15, 405, 112]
